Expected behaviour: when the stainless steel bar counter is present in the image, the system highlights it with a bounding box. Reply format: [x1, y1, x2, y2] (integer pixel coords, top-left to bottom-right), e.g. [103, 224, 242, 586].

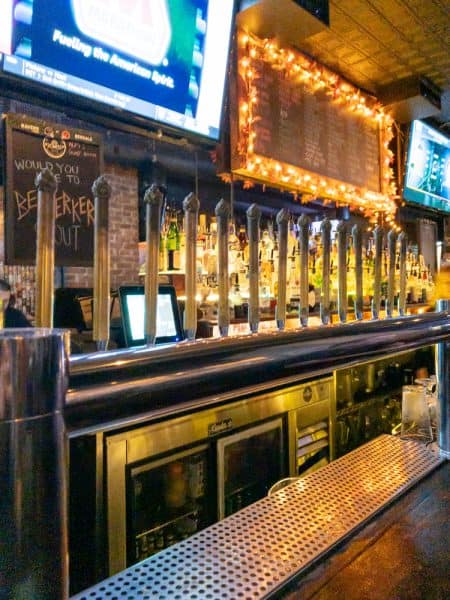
[66, 311, 450, 431]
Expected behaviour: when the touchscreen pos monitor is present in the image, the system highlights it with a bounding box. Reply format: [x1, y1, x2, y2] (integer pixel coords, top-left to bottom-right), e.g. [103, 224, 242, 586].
[118, 285, 183, 347]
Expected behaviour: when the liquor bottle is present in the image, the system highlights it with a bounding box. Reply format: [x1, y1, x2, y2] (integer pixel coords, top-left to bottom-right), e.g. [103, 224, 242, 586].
[166, 211, 180, 271]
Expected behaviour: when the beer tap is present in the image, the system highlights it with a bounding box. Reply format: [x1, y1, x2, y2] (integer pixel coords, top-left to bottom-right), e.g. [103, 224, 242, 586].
[92, 175, 112, 351]
[35, 168, 57, 328]
[298, 214, 310, 327]
[215, 198, 230, 337]
[352, 224, 363, 321]
[371, 226, 384, 319]
[320, 218, 331, 325]
[143, 184, 164, 346]
[276, 208, 289, 331]
[183, 192, 200, 341]
[337, 221, 347, 324]
[246, 203, 261, 334]
[398, 232, 407, 316]
[386, 229, 396, 318]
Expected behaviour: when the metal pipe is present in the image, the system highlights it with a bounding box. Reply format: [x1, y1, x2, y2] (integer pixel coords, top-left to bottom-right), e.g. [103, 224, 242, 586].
[276, 208, 289, 331]
[398, 232, 407, 316]
[143, 185, 164, 345]
[320, 218, 331, 325]
[183, 192, 200, 341]
[352, 224, 363, 321]
[215, 199, 230, 337]
[371, 226, 384, 319]
[386, 229, 396, 318]
[298, 214, 310, 327]
[0, 328, 69, 598]
[436, 299, 450, 458]
[247, 203, 261, 334]
[92, 176, 112, 351]
[35, 168, 57, 327]
[337, 221, 347, 324]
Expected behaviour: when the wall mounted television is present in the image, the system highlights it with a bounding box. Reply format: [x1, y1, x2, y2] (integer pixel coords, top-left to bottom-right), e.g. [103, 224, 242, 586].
[403, 120, 450, 213]
[0, 1, 235, 141]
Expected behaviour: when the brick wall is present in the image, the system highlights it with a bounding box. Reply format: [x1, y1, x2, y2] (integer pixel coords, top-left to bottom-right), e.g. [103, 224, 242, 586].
[62, 162, 140, 288]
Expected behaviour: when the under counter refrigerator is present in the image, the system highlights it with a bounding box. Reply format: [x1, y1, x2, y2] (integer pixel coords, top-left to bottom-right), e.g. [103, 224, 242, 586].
[69, 376, 332, 588]
[105, 404, 287, 575]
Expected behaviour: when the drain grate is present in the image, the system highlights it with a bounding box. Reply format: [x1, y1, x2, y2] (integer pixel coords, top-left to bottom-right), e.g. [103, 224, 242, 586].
[72, 435, 443, 600]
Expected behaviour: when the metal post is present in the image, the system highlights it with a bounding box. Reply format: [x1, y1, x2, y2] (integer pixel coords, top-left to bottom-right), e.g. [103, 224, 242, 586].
[35, 169, 57, 327]
[143, 185, 164, 345]
[276, 208, 289, 331]
[215, 199, 230, 337]
[436, 299, 450, 458]
[337, 221, 347, 324]
[352, 224, 363, 321]
[92, 176, 112, 351]
[371, 226, 383, 319]
[247, 203, 261, 334]
[183, 192, 200, 341]
[298, 215, 310, 327]
[0, 328, 69, 598]
[320, 218, 331, 325]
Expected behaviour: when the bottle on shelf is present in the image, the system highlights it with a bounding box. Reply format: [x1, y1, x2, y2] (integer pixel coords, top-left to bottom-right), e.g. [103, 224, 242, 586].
[166, 210, 180, 271]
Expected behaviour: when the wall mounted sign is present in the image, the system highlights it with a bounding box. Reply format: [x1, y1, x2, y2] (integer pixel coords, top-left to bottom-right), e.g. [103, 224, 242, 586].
[230, 31, 397, 221]
[4, 113, 103, 265]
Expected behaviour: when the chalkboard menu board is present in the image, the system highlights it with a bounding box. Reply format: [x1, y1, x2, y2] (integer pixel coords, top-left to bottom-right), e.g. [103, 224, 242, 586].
[231, 34, 387, 205]
[252, 59, 381, 191]
[4, 114, 103, 266]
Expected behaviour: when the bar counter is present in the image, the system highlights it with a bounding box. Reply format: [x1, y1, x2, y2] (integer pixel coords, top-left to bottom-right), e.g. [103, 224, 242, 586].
[72, 435, 446, 599]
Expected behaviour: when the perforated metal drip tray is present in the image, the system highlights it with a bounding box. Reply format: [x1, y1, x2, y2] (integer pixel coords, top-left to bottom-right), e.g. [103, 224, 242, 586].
[73, 435, 443, 600]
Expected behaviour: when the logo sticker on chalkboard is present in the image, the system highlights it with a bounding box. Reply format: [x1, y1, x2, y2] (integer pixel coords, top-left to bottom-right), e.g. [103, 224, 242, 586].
[43, 137, 67, 159]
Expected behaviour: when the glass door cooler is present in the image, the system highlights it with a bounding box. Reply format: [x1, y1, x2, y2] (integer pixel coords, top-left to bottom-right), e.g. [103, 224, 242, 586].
[129, 445, 210, 564]
[217, 419, 284, 519]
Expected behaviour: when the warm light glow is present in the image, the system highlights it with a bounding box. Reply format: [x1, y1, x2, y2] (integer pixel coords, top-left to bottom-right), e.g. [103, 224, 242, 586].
[234, 30, 398, 224]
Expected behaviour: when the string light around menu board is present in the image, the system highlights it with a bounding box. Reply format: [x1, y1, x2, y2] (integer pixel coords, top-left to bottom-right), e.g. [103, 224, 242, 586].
[235, 31, 398, 224]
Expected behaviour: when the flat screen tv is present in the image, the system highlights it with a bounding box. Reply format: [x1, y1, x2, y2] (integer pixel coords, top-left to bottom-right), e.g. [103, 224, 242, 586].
[0, 0, 235, 141]
[118, 284, 183, 347]
[403, 120, 450, 213]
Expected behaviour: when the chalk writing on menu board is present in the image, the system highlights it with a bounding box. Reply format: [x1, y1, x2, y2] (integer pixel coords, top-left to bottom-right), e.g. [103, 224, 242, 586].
[4, 114, 103, 266]
[250, 58, 381, 192]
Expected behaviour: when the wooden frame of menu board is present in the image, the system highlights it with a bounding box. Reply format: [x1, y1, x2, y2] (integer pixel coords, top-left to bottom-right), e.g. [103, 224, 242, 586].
[230, 31, 397, 221]
[3, 113, 103, 266]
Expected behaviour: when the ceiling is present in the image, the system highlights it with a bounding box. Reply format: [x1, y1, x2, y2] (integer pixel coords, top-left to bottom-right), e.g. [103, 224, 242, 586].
[239, 0, 450, 128]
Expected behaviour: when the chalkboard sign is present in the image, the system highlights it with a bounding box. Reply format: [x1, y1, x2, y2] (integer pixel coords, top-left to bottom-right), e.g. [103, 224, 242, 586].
[4, 114, 103, 266]
[251, 59, 381, 191]
[230, 33, 393, 213]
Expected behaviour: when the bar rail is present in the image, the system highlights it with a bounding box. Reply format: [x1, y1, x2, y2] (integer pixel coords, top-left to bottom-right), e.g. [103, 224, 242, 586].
[66, 311, 450, 431]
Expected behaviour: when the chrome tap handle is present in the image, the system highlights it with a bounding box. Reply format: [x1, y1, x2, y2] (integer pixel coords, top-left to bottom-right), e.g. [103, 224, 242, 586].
[35, 168, 57, 328]
[92, 175, 112, 350]
[298, 214, 310, 327]
[320, 218, 331, 325]
[143, 184, 164, 345]
[183, 192, 200, 341]
[337, 221, 347, 324]
[247, 203, 261, 334]
[398, 231, 407, 316]
[215, 199, 230, 337]
[386, 229, 396, 318]
[371, 226, 384, 319]
[352, 224, 363, 321]
[276, 208, 289, 331]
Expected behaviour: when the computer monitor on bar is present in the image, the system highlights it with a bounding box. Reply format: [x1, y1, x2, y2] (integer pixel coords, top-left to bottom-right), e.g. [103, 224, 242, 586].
[118, 285, 183, 347]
